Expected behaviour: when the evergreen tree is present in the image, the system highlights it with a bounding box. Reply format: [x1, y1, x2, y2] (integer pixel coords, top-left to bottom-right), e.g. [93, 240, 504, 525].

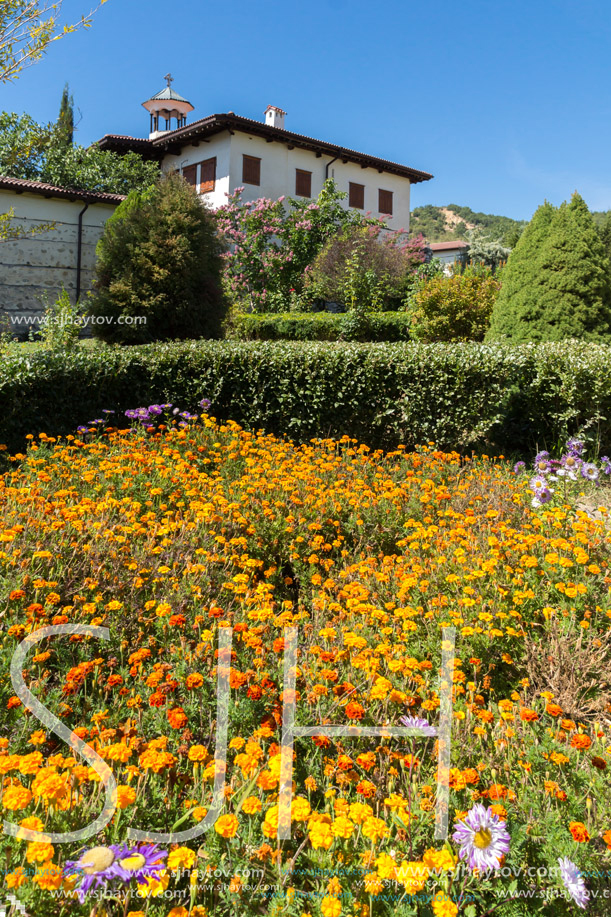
[487, 194, 611, 342]
[88, 172, 227, 344]
[57, 82, 74, 147]
[486, 201, 555, 340]
[534, 193, 611, 340]
[599, 212, 611, 264]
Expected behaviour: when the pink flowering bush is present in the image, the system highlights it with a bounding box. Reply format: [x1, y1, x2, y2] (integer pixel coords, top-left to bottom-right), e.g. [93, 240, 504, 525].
[215, 179, 381, 312]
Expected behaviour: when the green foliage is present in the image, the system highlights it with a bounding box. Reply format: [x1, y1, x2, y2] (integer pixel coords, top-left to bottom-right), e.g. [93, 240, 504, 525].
[410, 203, 526, 245]
[488, 194, 611, 342]
[0, 110, 50, 178]
[460, 227, 511, 271]
[34, 287, 82, 351]
[409, 266, 500, 342]
[229, 311, 413, 342]
[88, 173, 227, 344]
[56, 81, 74, 147]
[2, 340, 611, 458]
[598, 211, 611, 263]
[0, 109, 159, 194]
[304, 224, 426, 311]
[0, 1, 107, 83]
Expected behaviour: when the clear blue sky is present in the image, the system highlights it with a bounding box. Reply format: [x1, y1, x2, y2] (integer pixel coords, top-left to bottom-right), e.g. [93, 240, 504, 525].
[5, 0, 611, 220]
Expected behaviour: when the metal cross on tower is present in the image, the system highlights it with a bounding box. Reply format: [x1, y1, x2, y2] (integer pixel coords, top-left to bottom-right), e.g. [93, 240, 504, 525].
[164, 73, 173, 88]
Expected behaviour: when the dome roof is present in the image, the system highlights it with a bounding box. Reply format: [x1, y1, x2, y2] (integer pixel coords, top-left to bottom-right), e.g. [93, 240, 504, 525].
[146, 86, 191, 104]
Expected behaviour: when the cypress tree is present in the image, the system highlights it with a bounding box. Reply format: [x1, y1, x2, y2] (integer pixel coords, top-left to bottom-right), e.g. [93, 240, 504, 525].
[486, 201, 555, 341]
[57, 83, 74, 147]
[533, 193, 611, 340]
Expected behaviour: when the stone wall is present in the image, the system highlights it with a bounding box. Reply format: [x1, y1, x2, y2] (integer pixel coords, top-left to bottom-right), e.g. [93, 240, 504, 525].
[0, 190, 118, 336]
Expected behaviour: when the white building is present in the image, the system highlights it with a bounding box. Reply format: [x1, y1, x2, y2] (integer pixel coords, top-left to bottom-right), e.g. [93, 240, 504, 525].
[427, 240, 469, 273]
[97, 77, 433, 233]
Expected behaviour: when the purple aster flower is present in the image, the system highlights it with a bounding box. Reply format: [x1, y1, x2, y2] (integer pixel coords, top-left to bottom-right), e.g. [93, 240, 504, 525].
[109, 843, 167, 886]
[558, 857, 589, 909]
[77, 425, 89, 433]
[65, 844, 127, 903]
[452, 804, 510, 871]
[566, 438, 585, 456]
[148, 404, 163, 415]
[601, 456, 611, 475]
[513, 461, 526, 474]
[179, 411, 198, 421]
[88, 419, 104, 425]
[125, 409, 139, 420]
[199, 397, 212, 411]
[102, 409, 115, 415]
[399, 715, 437, 736]
[529, 475, 548, 494]
[161, 403, 173, 410]
[559, 453, 582, 479]
[533, 450, 551, 473]
[580, 462, 599, 482]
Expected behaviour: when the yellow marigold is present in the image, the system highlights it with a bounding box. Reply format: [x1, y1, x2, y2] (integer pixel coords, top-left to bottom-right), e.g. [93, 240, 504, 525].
[349, 802, 373, 824]
[241, 796, 262, 815]
[32, 861, 63, 891]
[364, 872, 384, 895]
[2, 784, 32, 811]
[422, 848, 457, 872]
[17, 816, 44, 837]
[5, 866, 28, 889]
[331, 816, 354, 839]
[136, 871, 169, 897]
[167, 847, 197, 870]
[396, 860, 429, 894]
[262, 804, 279, 838]
[188, 744, 208, 763]
[167, 909, 189, 917]
[361, 816, 388, 843]
[291, 796, 311, 822]
[432, 891, 458, 917]
[374, 853, 397, 880]
[321, 894, 342, 917]
[26, 841, 54, 863]
[115, 785, 137, 809]
[214, 814, 239, 838]
[309, 816, 334, 850]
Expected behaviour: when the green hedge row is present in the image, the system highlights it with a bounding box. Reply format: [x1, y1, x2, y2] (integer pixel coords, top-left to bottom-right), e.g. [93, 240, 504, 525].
[2, 340, 611, 456]
[228, 311, 412, 342]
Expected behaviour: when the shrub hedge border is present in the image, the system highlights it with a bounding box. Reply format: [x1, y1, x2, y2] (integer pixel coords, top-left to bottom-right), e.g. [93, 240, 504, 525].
[228, 312, 412, 342]
[2, 340, 611, 456]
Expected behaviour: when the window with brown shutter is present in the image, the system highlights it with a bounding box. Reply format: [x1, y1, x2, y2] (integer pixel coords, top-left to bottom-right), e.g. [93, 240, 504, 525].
[295, 169, 312, 197]
[242, 154, 261, 186]
[199, 157, 216, 193]
[379, 188, 393, 215]
[182, 164, 197, 187]
[349, 182, 365, 209]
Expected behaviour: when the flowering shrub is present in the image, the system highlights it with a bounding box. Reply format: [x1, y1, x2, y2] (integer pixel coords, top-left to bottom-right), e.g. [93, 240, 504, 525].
[303, 225, 427, 312]
[215, 179, 380, 312]
[408, 267, 501, 342]
[1, 413, 611, 915]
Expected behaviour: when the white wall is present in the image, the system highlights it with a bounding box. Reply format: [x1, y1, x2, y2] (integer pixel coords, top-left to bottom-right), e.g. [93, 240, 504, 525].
[163, 133, 232, 210]
[225, 132, 411, 232]
[161, 129, 412, 231]
[0, 190, 118, 333]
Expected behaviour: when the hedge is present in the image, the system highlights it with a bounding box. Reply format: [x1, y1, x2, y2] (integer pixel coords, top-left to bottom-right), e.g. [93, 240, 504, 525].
[2, 340, 611, 456]
[228, 311, 412, 342]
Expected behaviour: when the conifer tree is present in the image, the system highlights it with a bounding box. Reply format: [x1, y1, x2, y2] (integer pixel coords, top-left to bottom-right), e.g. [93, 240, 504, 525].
[57, 82, 74, 147]
[486, 201, 555, 341]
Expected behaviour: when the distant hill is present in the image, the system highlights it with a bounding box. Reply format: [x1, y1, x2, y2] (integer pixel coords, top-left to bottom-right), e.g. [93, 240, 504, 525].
[410, 204, 527, 245]
[411, 203, 611, 246]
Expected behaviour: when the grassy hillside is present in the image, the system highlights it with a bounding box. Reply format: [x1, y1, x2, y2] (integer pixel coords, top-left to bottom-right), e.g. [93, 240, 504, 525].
[410, 204, 527, 245]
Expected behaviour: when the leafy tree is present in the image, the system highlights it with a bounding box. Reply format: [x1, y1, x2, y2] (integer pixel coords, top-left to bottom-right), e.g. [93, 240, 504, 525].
[409, 266, 500, 342]
[458, 228, 511, 272]
[304, 224, 426, 311]
[56, 80, 74, 146]
[0, 110, 50, 178]
[88, 172, 227, 344]
[0, 109, 159, 193]
[488, 195, 611, 342]
[0, 1, 107, 83]
[486, 201, 555, 341]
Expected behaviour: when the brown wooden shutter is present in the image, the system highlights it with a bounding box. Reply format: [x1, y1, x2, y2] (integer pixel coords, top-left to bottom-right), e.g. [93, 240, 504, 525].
[242, 154, 261, 186]
[295, 169, 312, 197]
[199, 157, 216, 193]
[349, 182, 365, 209]
[182, 164, 197, 187]
[379, 188, 393, 215]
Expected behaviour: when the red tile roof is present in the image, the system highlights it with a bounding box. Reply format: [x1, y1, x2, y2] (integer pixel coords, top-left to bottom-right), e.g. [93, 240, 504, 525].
[0, 175, 125, 204]
[428, 240, 468, 251]
[97, 112, 433, 183]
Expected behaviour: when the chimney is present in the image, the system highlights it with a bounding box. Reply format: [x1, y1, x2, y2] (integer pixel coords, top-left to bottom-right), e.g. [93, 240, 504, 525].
[265, 105, 286, 130]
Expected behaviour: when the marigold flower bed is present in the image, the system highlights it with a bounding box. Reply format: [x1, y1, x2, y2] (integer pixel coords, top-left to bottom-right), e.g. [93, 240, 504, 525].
[0, 414, 610, 916]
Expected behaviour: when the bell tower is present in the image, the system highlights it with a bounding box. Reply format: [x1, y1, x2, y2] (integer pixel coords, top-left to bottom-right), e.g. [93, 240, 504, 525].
[142, 74, 194, 139]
